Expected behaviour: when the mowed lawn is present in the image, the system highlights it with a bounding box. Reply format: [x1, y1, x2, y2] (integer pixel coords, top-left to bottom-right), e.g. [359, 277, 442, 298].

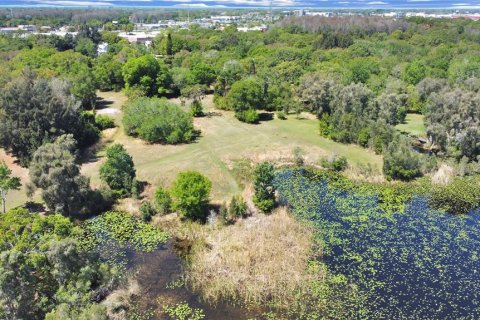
[396, 113, 427, 137]
[83, 91, 383, 202]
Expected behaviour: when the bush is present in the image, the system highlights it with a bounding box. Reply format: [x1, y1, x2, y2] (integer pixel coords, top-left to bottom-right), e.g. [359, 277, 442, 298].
[276, 111, 287, 120]
[236, 108, 259, 124]
[95, 115, 115, 130]
[154, 186, 172, 215]
[253, 162, 276, 213]
[293, 147, 305, 166]
[140, 201, 157, 222]
[99, 144, 136, 197]
[170, 171, 212, 221]
[228, 195, 248, 222]
[213, 94, 229, 110]
[123, 97, 195, 144]
[321, 155, 348, 172]
[383, 137, 422, 181]
[190, 99, 204, 117]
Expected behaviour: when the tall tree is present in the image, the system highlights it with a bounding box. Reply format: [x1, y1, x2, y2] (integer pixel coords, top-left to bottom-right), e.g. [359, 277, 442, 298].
[253, 162, 276, 213]
[29, 135, 93, 216]
[0, 73, 98, 166]
[99, 144, 136, 197]
[0, 162, 21, 214]
[170, 171, 212, 221]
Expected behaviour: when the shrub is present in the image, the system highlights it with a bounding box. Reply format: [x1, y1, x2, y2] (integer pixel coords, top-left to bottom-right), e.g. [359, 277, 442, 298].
[190, 99, 204, 117]
[318, 113, 332, 137]
[213, 94, 229, 110]
[99, 144, 136, 197]
[321, 155, 348, 172]
[383, 137, 422, 181]
[170, 171, 212, 221]
[140, 201, 157, 222]
[236, 108, 259, 124]
[154, 186, 172, 215]
[123, 97, 195, 144]
[293, 147, 305, 166]
[253, 162, 276, 213]
[276, 111, 287, 120]
[95, 115, 115, 130]
[228, 195, 248, 222]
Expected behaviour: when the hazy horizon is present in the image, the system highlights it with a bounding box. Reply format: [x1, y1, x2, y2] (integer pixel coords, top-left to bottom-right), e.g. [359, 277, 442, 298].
[2, 0, 480, 10]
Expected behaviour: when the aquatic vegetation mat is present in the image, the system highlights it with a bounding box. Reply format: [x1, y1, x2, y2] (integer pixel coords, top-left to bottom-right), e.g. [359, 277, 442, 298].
[275, 169, 480, 319]
[80, 211, 169, 267]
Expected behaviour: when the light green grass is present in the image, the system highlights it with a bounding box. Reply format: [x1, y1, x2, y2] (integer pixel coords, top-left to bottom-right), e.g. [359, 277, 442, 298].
[396, 113, 427, 137]
[83, 92, 382, 202]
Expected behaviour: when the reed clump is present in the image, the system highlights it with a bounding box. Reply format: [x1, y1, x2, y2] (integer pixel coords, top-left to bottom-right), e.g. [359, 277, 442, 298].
[186, 208, 324, 310]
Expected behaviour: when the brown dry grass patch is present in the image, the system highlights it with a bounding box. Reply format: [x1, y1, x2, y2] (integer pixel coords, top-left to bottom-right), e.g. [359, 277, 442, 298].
[186, 208, 323, 309]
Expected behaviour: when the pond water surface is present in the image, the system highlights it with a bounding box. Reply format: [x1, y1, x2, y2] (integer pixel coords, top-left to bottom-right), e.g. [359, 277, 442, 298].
[274, 170, 480, 319]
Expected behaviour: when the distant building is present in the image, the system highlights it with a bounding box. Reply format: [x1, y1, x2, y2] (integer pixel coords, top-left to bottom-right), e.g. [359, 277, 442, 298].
[238, 25, 268, 32]
[294, 9, 306, 17]
[118, 32, 159, 45]
[18, 25, 36, 32]
[97, 42, 109, 55]
[211, 16, 240, 24]
[0, 27, 18, 34]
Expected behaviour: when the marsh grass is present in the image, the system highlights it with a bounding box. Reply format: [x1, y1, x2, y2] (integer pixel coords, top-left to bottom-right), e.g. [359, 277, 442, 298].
[185, 208, 323, 310]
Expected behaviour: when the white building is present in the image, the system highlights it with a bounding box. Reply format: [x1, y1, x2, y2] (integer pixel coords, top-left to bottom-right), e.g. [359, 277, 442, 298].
[97, 42, 109, 55]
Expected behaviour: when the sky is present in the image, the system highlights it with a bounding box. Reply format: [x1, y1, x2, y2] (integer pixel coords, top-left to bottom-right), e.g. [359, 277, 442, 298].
[1, 0, 480, 9]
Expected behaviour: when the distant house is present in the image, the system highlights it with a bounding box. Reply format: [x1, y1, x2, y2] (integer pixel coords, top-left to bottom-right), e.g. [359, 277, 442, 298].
[118, 32, 157, 45]
[39, 26, 52, 33]
[0, 27, 18, 34]
[18, 25, 36, 32]
[238, 25, 268, 32]
[97, 42, 109, 55]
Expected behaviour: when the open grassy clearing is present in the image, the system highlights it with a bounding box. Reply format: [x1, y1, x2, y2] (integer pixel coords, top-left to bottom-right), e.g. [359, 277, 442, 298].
[395, 113, 427, 137]
[83, 91, 382, 203]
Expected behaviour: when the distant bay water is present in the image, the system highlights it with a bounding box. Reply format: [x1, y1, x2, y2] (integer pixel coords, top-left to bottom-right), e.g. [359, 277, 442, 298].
[1, 0, 480, 10]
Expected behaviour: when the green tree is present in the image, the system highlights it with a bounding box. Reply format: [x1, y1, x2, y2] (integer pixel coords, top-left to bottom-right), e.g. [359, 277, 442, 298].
[226, 77, 264, 123]
[0, 73, 99, 166]
[191, 62, 217, 86]
[122, 54, 161, 96]
[0, 162, 21, 213]
[29, 135, 94, 216]
[298, 73, 336, 117]
[93, 53, 124, 91]
[162, 33, 173, 56]
[253, 162, 276, 213]
[375, 92, 408, 125]
[99, 144, 136, 197]
[170, 171, 212, 220]
[403, 60, 426, 85]
[154, 186, 172, 215]
[0, 208, 112, 319]
[74, 37, 96, 57]
[383, 137, 423, 181]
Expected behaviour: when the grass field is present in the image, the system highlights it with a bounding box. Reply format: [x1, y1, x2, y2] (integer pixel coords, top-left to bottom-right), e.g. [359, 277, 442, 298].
[396, 113, 427, 137]
[83, 91, 383, 203]
[1, 91, 383, 210]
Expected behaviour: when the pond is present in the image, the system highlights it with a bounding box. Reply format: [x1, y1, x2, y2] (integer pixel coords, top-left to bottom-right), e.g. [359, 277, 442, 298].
[84, 211, 262, 319]
[274, 169, 480, 319]
[128, 243, 264, 319]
